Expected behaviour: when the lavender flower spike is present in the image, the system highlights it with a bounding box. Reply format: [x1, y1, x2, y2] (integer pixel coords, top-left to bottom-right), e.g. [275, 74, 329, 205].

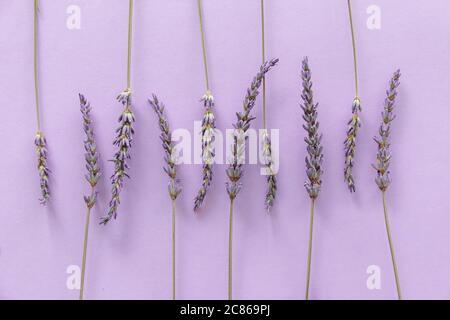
[373, 70, 401, 191]
[301, 57, 323, 199]
[226, 58, 279, 200]
[101, 88, 136, 225]
[262, 131, 277, 211]
[194, 91, 216, 210]
[344, 97, 361, 192]
[149, 95, 182, 200]
[79, 94, 101, 207]
[35, 131, 50, 205]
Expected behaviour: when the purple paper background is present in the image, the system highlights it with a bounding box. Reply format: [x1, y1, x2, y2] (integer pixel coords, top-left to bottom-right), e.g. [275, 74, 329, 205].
[1, 0, 450, 300]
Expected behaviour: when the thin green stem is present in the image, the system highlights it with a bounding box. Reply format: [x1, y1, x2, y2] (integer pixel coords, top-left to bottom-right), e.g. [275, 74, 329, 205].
[305, 198, 315, 300]
[172, 199, 176, 300]
[126, 0, 134, 89]
[347, 0, 359, 98]
[197, 0, 210, 93]
[79, 187, 94, 300]
[34, 0, 41, 132]
[228, 198, 234, 300]
[260, 0, 267, 129]
[382, 191, 402, 300]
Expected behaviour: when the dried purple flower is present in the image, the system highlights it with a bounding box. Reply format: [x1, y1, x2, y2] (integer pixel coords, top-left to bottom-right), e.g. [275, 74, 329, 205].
[101, 89, 136, 225]
[194, 91, 215, 210]
[226, 59, 279, 201]
[373, 70, 401, 191]
[35, 131, 50, 205]
[373, 69, 402, 300]
[149, 94, 182, 200]
[262, 131, 277, 211]
[79, 94, 101, 208]
[78, 93, 101, 300]
[301, 57, 323, 200]
[344, 97, 361, 192]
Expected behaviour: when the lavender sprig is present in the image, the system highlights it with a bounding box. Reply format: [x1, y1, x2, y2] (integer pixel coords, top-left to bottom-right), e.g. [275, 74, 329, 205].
[101, 88, 135, 225]
[343, 97, 361, 192]
[79, 94, 101, 208]
[35, 131, 50, 205]
[226, 58, 279, 201]
[78, 93, 100, 301]
[373, 70, 401, 191]
[301, 57, 324, 300]
[373, 69, 402, 300]
[301, 57, 323, 200]
[149, 94, 182, 200]
[150, 94, 181, 300]
[194, 92, 215, 210]
[262, 131, 277, 211]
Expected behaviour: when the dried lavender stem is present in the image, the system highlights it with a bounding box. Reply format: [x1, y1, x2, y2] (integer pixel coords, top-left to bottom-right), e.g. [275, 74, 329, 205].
[260, 0, 267, 128]
[300, 57, 323, 300]
[149, 95, 181, 300]
[305, 198, 315, 300]
[259, 2, 277, 211]
[79, 186, 93, 300]
[228, 198, 234, 300]
[194, 1, 216, 210]
[127, 0, 133, 88]
[197, 0, 210, 92]
[225, 59, 278, 300]
[79, 94, 100, 299]
[34, 0, 41, 131]
[382, 191, 402, 300]
[373, 70, 401, 299]
[34, 0, 50, 205]
[347, 0, 359, 96]
[344, 0, 361, 192]
[172, 199, 176, 300]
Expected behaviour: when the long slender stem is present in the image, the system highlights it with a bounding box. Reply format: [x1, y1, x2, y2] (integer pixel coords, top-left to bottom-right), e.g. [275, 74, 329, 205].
[228, 198, 234, 300]
[126, 0, 134, 89]
[347, 0, 359, 97]
[260, 0, 267, 129]
[34, 0, 41, 131]
[305, 198, 315, 300]
[79, 187, 94, 300]
[171, 199, 176, 300]
[197, 0, 210, 93]
[382, 191, 402, 300]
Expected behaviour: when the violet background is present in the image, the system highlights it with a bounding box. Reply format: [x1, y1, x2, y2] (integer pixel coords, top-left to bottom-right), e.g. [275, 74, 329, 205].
[0, 0, 449, 300]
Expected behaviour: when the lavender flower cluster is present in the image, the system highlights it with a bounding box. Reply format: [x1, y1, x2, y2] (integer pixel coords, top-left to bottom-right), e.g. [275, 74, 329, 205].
[35, 131, 50, 205]
[301, 57, 323, 200]
[79, 94, 101, 208]
[101, 89, 135, 225]
[149, 94, 182, 201]
[344, 97, 361, 192]
[262, 131, 277, 211]
[226, 58, 279, 200]
[194, 92, 215, 210]
[373, 70, 401, 192]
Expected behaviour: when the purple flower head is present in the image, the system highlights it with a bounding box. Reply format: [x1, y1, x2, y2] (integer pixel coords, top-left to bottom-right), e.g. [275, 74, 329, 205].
[149, 94, 182, 201]
[373, 70, 401, 192]
[301, 57, 323, 199]
[226, 58, 279, 200]
[79, 94, 101, 209]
